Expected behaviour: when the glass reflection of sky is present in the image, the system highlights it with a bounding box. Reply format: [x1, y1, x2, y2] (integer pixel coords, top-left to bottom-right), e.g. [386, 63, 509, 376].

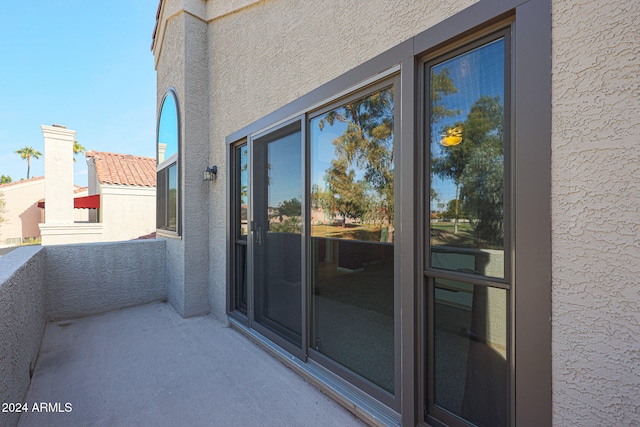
[430, 38, 504, 206]
[268, 131, 302, 207]
[158, 93, 178, 160]
[311, 119, 367, 188]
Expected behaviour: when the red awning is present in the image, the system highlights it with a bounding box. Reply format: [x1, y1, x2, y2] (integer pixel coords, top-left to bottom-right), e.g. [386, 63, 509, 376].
[74, 195, 100, 209]
[37, 195, 100, 209]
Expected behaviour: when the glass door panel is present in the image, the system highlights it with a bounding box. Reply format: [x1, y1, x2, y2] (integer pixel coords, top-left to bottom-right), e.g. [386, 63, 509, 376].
[253, 123, 303, 347]
[309, 86, 395, 394]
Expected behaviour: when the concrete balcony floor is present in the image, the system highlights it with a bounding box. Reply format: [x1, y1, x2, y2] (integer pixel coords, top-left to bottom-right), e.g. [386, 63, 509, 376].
[18, 302, 365, 427]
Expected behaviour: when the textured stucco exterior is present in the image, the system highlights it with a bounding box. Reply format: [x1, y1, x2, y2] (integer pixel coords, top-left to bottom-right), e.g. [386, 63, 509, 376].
[0, 246, 45, 427]
[0, 240, 169, 427]
[44, 240, 167, 321]
[206, 0, 476, 321]
[152, 0, 640, 425]
[41, 126, 75, 225]
[154, 0, 478, 321]
[155, 0, 210, 318]
[550, 2, 640, 425]
[99, 185, 156, 241]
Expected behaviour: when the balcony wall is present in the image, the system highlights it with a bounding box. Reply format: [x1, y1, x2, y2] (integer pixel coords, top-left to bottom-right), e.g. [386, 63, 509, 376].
[0, 239, 166, 427]
[45, 240, 166, 320]
[0, 246, 46, 427]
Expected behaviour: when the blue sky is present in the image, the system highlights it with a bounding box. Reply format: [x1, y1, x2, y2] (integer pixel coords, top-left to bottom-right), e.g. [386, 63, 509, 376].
[0, 1, 159, 185]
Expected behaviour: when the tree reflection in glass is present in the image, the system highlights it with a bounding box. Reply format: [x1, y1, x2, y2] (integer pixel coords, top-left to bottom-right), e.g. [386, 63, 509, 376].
[311, 87, 394, 242]
[430, 39, 506, 279]
[309, 87, 395, 394]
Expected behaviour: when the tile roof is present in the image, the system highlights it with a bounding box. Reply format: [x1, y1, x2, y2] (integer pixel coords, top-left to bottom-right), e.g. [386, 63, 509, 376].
[86, 151, 156, 187]
[0, 176, 45, 188]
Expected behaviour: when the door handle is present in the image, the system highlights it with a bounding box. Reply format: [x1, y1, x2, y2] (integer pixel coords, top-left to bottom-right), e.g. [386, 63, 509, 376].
[255, 226, 262, 246]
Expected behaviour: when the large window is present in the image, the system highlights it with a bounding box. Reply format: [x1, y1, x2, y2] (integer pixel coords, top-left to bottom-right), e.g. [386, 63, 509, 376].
[424, 30, 510, 427]
[157, 89, 179, 233]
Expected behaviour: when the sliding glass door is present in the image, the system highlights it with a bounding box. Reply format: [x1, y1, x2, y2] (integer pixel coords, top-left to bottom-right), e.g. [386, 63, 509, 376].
[230, 80, 399, 409]
[252, 121, 304, 353]
[308, 85, 396, 400]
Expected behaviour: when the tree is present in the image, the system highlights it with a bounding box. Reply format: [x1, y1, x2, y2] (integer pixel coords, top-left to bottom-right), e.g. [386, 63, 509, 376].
[270, 197, 302, 233]
[458, 96, 504, 246]
[0, 175, 12, 184]
[319, 87, 395, 227]
[15, 146, 42, 179]
[431, 67, 460, 122]
[433, 95, 504, 240]
[440, 198, 467, 221]
[73, 141, 86, 162]
[324, 157, 367, 226]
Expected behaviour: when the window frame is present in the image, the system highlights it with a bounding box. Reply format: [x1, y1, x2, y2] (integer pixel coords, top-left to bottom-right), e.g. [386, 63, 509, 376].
[421, 27, 513, 427]
[156, 88, 181, 235]
[412, 2, 551, 425]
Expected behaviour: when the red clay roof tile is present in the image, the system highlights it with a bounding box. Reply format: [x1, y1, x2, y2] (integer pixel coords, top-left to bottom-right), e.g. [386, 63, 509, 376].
[86, 151, 156, 187]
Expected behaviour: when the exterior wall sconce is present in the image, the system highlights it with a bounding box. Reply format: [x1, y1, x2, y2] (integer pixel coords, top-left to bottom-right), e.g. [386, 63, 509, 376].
[204, 165, 218, 181]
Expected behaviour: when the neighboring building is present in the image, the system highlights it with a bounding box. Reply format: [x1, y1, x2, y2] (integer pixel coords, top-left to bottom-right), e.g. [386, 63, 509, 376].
[38, 125, 156, 246]
[0, 177, 45, 245]
[86, 150, 156, 242]
[151, 1, 639, 426]
[0, 177, 89, 246]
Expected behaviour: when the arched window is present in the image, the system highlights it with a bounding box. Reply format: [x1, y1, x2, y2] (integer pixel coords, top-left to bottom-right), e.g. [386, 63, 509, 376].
[157, 88, 179, 233]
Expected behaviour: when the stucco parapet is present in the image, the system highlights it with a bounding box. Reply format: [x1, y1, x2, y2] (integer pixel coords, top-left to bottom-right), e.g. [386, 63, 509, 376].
[100, 184, 157, 196]
[39, 223, 104, 235]
[0, 245, 44, 284]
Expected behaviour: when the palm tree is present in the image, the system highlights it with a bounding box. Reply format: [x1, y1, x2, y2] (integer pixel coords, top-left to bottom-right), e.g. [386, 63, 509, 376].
[73, 141, 86, 162]
[15, 146, 42, 179]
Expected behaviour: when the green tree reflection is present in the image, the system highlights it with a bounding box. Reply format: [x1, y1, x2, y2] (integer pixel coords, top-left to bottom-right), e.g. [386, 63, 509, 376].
[319, 88, 395, 230]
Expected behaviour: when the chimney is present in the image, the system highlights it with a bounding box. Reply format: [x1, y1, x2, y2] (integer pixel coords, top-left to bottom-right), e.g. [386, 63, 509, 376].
[41, 124, 75, 224]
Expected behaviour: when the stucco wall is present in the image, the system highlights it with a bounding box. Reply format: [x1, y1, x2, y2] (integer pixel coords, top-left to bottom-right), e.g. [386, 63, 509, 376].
[44, 240, 167, 321]
[207, 0, 477, 320]
[156, 2, 187, 317]
[551, 2, 640, 425]
[0, 246, 46, 427]
[100, 185, 156, 241]
[153, 0, 640, 424]
[0, 178, 45, 243]
[155, 0, 210, 318]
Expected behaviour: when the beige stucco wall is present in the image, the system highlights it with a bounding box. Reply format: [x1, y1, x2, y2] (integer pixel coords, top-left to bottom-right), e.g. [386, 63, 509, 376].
[551, 2, 640, 425]
[100, 185, 156, 241]
[153, 0, 640, 424]
[0, 178, 45, 243]
[155, 0, 211, 318]
[206, 0, 477, 320]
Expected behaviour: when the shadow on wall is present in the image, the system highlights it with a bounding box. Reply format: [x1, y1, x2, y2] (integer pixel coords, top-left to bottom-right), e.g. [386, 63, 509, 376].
[18, 202, 42, 240]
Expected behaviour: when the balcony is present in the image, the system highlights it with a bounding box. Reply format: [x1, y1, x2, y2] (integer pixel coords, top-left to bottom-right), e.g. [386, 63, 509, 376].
[0, 241, 365, 427]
